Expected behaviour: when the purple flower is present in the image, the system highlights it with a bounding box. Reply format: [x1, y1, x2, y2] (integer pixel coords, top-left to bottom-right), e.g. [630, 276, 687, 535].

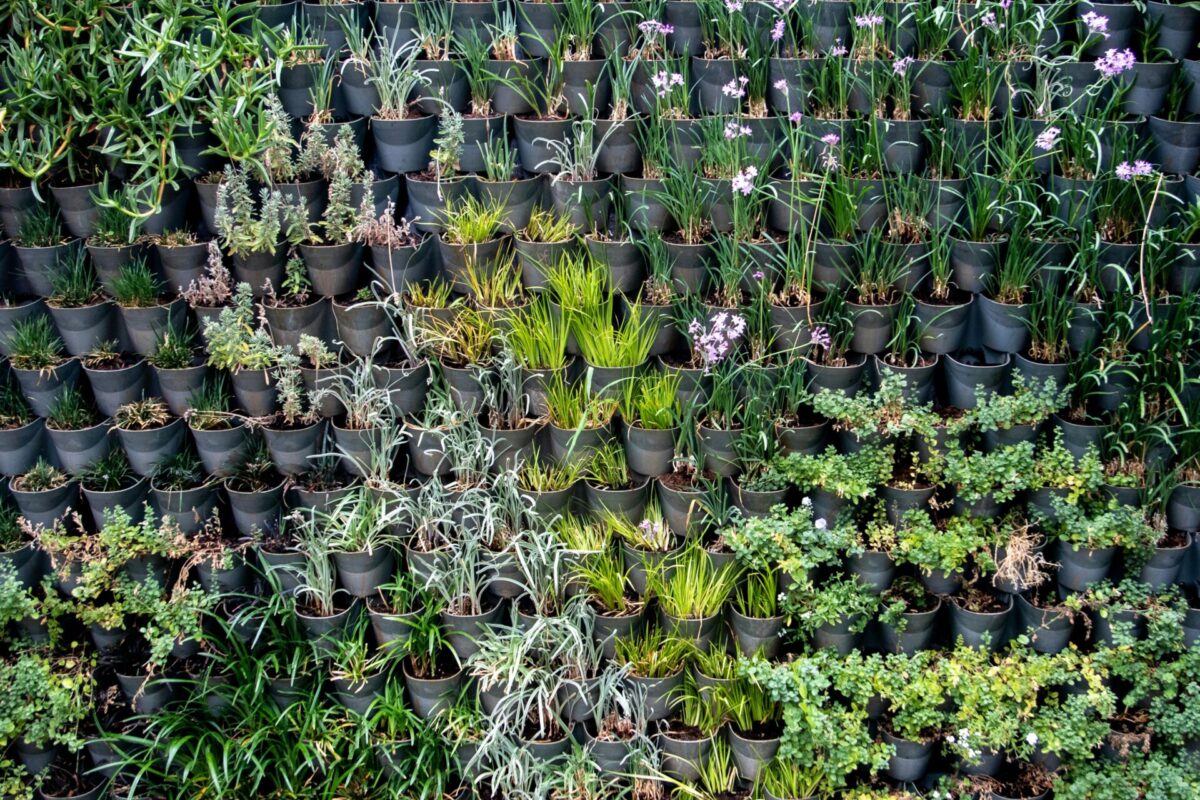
[810, 325, 832, 349]
[691, 313, 747, 370]
[731, 165, 758, 196]
[753, 270, 765, 280]
[638, 20, 674, 37]
[1081, 11, 1109, 37]
[771, 18, 785, 41]
[829, 38, 848, 57]
[1000, 0, 1012, 8]
[854, 13, 884, 27]
[893, 56, 915, 77]
[722, 75, 749, 99]
[820, 133, 840, 170]
[1094, 48, 1136, 79]
[652, 70, 685, 97]
[1115, 160, 1153, 181]
[725, 0, 744, 11]
[789, 111, 803, 123]
[724, 120, 752, 139]
[773, 78, 788, 93]
[1034, 126, 1060, 151]
[980, 10, 997, 29]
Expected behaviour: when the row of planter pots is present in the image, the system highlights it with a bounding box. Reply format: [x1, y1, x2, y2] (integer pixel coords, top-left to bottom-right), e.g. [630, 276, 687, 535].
[6, 105, 1200, 252]
[240, 0, 1200, 65]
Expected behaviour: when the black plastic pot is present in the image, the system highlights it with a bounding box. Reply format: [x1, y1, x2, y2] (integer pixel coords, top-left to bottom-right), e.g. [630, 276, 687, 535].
[116, 672, 174, 716]
[729, 608, 784, 659]
[949, 594, 1012, 651]
[15, 241, 76, 297]
[332, 423, 389, 478]
[621, 539, 680, 597]
[585, 477, 649, 521]
[0, 418, 47, 478]
[728, 726, 781, 784]
[805, 355, 868, 397]
[628, 670, 683, 723]
[115, 416, 186, 477]
[13, 359, 81, 418]
[263, 297, 331, 352]
[82, 476, 149, 531]
[977, 295, 1030, 354]
[622, 176, 671, 234]
[475, 177, 542, 234]
[812, 615, 864, 656]
[1149, 116, 1200, 176]
[1139, 533, 1192, 589]
[0, 299, 49, 358]
[595, 118, 640, 175]
[514, 238, 575, 290]
[46, 421, 110, 476]
[226, 480, 285, 538]
[488, 59, 543, 116]
[332, 299, 395, 359]
[1015, 593, 1074, 655]
[846, 302, 897, 355]
[943, 353, 1010, 410]
[230, 368, 277, 418]
[9, 478, 77, 530]
[368, 236, 434, 296]
[440, 602, 503, 662]
[301, 243, 363, 297]
[372, 115, 437, 175]
[121, 299, 187, 358]
[591, 605, 643, 659]
[657, 725, 714, 782]
[883, 729, 935, 783]
[152, 481, 219, 536]
[437, 234, 505, 293]
[659, 608, 722, 651]
[47, 301, 117, 358]
[333, 547, 396, 598]
[154, 363, 209, 418]
[231, 247, 287, 297]
[548, 177, 612, 231]
[297, 598, 361, 658]
[559, 58, 609, 117]
[878, 597, 941, 655]
[331, 670, 387, 716]
[1056, 540, 1115, 592]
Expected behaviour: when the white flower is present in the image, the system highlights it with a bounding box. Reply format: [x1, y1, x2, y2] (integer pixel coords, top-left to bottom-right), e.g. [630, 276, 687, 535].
[1026, 732, 1039, 746]
[801, 496, 812, 507]
[815, 518, 827, 530]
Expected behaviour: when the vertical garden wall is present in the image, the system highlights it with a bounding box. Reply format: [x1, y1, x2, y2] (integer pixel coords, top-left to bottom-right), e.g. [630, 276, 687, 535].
[1, 0, 1199, 798]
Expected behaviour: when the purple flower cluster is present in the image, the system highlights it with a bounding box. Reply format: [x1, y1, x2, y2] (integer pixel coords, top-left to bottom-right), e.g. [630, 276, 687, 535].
[1034, 126, 1060, 152]
[731, 165, 759, 196]
[893, 56, 915, 77]
[1115, 160, 1153, 181]
[722, 75, 749, 99]
[854, 14, 884, 27]
[638, 20, 673, 38]
[771, 18, 785, 41]
[724, 120, 752, 140]
[1081, 11, 1109, 37]
[652, 71, 684, 98]
[688, 313, 747, 371]
[810, 325, 832, 349]
[1094, 48, 1136, 79]
[820, 133, 841, 171]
